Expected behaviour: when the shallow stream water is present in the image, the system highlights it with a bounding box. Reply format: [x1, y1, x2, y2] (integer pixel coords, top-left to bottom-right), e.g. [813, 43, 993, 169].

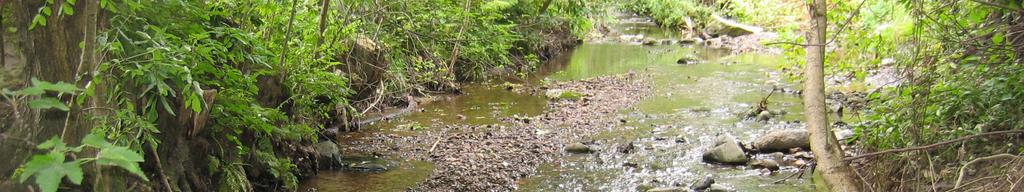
[302, 13, 816, 192]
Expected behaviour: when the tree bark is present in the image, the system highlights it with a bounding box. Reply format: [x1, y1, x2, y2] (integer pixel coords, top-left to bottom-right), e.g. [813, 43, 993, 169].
[804, 0, 863, 191]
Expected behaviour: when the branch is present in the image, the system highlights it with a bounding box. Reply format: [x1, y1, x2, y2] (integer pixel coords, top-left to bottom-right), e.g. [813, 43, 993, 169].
[953, 153, 1020, 189]
[844, 130, 1024, 161]
[970, 0, 1018, 10]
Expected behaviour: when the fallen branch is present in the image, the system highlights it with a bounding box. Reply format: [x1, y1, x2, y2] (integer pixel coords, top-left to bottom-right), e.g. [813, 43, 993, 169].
[953, 153, 1021, 189]
[844, 130, 1024, 161]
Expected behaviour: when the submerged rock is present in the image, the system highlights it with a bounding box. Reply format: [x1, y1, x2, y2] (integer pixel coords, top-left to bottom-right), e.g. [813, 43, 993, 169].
[747, 159, 780, 171]
[752, 129, 810, 152]
[348, 163, 388, 172]
[676, 55, 701, 65]
[642, 38, 659, 46]
[565, 142, 596, 153]
[647, 187, 688, 192]
[618, 142, 637, 154]
[707, 184, 734, 192]
[703, 134, 748, 164]
[691, 175, 715, 190]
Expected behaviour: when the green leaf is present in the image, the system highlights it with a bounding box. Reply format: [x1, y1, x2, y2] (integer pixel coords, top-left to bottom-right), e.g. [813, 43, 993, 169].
[32, 78, 82, 94]
[993, 33, 1005, 44]
[97, 147, 149, 181]
[15, 87, 45, 96]
[34, 166, 62, 192]
[30, 14, 47, 29]
[82, 133, 113, 148]
[17, 152, 69, 192]
[36, 137, 65, 150]
[61, 3, 75, 15]
[62, 161, 84, 185]
[29, 97, 70, 111]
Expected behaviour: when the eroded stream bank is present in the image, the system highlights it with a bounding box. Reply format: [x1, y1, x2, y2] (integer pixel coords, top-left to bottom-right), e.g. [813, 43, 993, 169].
[303, 13, 819, 191]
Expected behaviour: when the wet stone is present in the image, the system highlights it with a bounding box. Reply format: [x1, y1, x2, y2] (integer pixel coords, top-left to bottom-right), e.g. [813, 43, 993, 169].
[565, 142, 596, 153]
[647, 187, 688, 192]
[707, 184, 734, 192]
[752, 129, 810, 152]
[747, 159, 780, 171]
[691, 175, 715, 191]
[348, 163, 388, 172]
[702, 134, 749, 164]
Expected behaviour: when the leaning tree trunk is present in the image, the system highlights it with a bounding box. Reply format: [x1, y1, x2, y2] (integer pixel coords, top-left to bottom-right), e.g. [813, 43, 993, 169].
[804, 0, 863, 191]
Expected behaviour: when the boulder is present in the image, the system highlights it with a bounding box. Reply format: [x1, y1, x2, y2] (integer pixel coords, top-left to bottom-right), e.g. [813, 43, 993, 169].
[566, 142, 596, 153]
[708, 15, 763, 37]
[703, 134, 748, 164]
[315, 140, 343, 168]
[752, 129, 810, 152]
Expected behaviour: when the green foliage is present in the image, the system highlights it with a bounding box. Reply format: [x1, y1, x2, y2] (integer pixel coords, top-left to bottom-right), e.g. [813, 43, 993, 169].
[15, 134, 148, 192]
[1, 78, 82, 111]
[12, 0, 602, 191]
[625, 0, 717, 29]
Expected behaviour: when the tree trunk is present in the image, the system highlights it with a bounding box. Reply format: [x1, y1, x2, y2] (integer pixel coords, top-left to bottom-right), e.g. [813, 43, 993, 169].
[540, 0, 554, 15]
[804, 0, 863, 191]
[278, 0, 299, 68]
[314, 0, 330, 59]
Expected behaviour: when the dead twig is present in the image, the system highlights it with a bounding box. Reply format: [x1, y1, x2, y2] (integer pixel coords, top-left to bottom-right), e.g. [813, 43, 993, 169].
[953, 153, 1021, 189]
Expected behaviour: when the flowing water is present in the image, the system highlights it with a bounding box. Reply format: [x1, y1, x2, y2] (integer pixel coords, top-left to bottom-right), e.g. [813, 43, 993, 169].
[302, 13, 816, 191]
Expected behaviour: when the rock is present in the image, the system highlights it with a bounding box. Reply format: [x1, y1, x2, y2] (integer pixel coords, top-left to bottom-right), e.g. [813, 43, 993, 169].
[544, 89, 565, 99]
[691, 175, 715, 190]
[703, 134, 749, 164]
[747, 159, 780, 171]
[348, 163, 387, 172]
[708, 15, 763, 37]
[793, 151, 813, 159]
[678, 38, 698, 44]
[565, 142, 596, 153]
[637, 184, 656, 192]
[767, 152, 785, 162]
[618, 142, 637, 154]
[752, 129, 810, 152]
[643, 38, 659, 46]
[834, 128, 854, 141]
[792, 159, 807, 167]
[677, 55, 701, 65]
[647, 187, 688, 192]
[707, 184, 734, 192]
[755, 110, 772, 122]
[545, 89, 583, 101]
[315, 140, 343, 168]
[675, 137, 687, 143]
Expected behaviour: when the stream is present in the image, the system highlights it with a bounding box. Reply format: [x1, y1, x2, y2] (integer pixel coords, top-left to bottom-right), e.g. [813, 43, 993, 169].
[302, 13, 817, 191]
